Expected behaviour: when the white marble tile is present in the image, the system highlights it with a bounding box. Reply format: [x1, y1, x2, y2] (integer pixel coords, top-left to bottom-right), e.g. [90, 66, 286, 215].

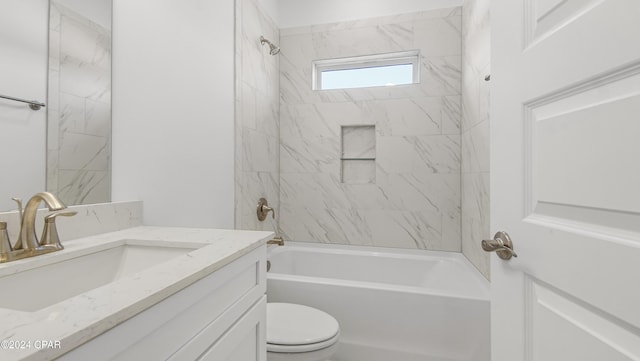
[478, 63, 491, 123]
[312, 22, 414, 59]
[279, 204, 350, 244]
[59, 12, 110, 70]
[342, 125, 375, 158]
[376, 136, 415, 174]
[46, 150, 59, 194]
[280, 173, 350, 210]
[59, 132, 109, 171]
[442, 206, 462, 251]
[442, 95, 462, 134]
[280, 25, 313, 37]
[241, 82, 258, 130]
[47, 68, 60, 113]
[242, 128, 278, 173]
[280, 205, 374, 246]
[461, 70, 481, 131]
[236, 0, 280, 232]
[47, 109, 60, 151]
[59, 92, 85, 134]
[278, 7, 464, 250]
[461, 172, 490, 279]
[50, 3, 61, 31]
[280, 136, 340, 174]
[342, 160, 375, 184]
[462, 0, 490, 76]
[237, 171, 279, 232]
[364, 209, 460, 251]
[58, 170, 110, 205]
[375, 171, 460, 214]
[412, 134, 461, 174]
[57, 62, 110, 104]
[462, 119, 489, 173]
[326, 208, 374, 245]
[304, 7, 461, 34]
[373, 97, 443, 136]
[48, 29, 61, 73]
[84, 99, 111, 137]
[279, 50, 315, 105]
[279, 32, 315, 72]
[280, 103, 340, 141]
[414, 16, 462, 57]
[340, 182, 390, 210]
[256, 86, 280, 138]
[420, 56, 462, 96]
[461, 0, 490, 279]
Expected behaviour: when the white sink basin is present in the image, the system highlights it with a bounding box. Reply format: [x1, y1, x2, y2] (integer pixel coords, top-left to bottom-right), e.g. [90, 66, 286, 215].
[0, 239, 205, 312]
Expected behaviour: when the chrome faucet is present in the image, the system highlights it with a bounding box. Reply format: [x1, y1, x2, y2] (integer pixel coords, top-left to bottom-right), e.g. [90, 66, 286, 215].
[0, 192, 75, 263]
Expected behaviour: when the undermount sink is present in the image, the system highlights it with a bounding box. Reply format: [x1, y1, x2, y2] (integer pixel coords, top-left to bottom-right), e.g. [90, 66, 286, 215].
[0, 240, 205, 312]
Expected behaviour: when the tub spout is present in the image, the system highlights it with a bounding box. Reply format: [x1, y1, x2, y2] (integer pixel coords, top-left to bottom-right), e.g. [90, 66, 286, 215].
[267, 237, 284, 246]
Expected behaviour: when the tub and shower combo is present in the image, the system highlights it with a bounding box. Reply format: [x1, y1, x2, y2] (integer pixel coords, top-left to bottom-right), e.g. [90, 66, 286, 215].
[267, 242, 490, 361]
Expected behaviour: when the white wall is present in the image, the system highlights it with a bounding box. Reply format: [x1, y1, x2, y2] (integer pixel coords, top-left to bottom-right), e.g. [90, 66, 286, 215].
[0, 0, 48, 211]
[111, 0, 235, 228]
[277, 0, 463, 28]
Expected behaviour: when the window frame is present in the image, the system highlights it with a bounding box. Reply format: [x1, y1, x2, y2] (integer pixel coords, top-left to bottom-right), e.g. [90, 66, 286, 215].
[312, 50, 421, 90]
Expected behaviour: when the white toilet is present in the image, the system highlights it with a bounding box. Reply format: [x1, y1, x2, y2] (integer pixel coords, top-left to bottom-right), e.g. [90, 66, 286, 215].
[266, 303, 340, 361]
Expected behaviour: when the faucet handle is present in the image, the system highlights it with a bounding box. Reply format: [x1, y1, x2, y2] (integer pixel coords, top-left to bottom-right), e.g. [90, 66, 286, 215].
[40, 210, 77, 250]
[0, 222, 13, 262]
[11, 197, 23, 223]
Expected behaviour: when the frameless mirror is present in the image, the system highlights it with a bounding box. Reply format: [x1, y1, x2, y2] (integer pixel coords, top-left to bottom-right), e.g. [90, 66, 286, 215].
[46, 0, 112, 205]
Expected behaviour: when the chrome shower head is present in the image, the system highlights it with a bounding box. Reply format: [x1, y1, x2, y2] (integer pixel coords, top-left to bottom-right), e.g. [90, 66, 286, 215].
[260, 36, 280, 55]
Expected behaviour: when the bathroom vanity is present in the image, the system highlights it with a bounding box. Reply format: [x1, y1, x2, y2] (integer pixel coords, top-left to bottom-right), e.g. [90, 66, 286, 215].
[0, 226, 271, 361]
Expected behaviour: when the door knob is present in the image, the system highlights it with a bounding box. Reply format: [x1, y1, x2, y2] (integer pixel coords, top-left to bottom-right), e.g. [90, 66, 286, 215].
[482, 231, 517, 260]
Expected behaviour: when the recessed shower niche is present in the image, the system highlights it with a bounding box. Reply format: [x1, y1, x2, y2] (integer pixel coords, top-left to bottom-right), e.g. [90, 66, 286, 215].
[340, 125, 375, 184]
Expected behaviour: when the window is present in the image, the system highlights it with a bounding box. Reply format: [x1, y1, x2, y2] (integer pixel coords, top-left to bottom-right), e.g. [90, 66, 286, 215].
[313, 50, 420, 90]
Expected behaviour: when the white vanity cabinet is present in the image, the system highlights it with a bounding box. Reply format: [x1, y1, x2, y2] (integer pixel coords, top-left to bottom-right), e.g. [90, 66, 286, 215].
[60, 245, 267, 361]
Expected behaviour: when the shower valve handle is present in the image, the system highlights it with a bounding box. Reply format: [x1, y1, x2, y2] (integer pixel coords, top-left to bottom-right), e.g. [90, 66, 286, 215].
[257, 198, 275, 221]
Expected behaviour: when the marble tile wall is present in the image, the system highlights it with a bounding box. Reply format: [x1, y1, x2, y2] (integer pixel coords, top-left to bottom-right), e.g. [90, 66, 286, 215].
[234, 0, 280, 232]
[47, 2, 111, 206]
[461, 0, 491, 279]
[279, 8, 462, 251]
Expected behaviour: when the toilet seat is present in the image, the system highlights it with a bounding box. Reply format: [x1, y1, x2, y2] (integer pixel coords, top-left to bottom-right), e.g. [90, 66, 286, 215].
[267, 303, 340, 353]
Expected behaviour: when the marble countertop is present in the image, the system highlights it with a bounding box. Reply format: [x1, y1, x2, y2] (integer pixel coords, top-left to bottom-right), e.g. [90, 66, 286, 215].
[0, 226, 272, 361]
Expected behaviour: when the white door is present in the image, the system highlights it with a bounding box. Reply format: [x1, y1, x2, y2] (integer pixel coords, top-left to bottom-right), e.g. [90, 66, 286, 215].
[490, 0, 640, 360]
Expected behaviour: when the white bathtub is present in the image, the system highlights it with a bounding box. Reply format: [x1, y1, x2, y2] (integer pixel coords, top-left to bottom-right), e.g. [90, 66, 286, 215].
[266, 242, 490, 361]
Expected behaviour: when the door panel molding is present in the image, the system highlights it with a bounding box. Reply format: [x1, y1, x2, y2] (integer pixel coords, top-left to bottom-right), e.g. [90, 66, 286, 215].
[525, 276, 640, 361]
[524, 0, 606, 49]
[523, 61, 640, 239]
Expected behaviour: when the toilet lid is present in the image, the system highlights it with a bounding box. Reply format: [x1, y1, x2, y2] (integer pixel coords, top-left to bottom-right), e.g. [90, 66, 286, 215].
[267, 303, 340, 347]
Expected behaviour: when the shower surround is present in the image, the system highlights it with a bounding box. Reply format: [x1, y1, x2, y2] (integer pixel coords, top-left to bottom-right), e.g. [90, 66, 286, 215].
[461, 0, 490, 278]
[279, 8, 462, 251]
[235, 0, 280, 233]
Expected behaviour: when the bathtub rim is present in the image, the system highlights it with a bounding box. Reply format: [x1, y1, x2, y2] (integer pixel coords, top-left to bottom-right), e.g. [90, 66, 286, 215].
[267, 241, 490, 301]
